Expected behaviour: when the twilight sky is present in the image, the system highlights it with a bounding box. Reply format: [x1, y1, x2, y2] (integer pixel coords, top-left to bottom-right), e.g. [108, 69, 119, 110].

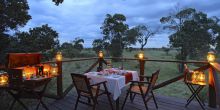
[20, 0, 220, 48]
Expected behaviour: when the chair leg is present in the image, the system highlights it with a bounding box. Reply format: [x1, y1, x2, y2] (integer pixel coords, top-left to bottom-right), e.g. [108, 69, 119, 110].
[131, 94, 136, 102]
[40, 100, 49, 110]
[106, 93, 114, 110]
[9, 99, 16, 110]
[151, 91, 158, 109]
[74, 95, 80, 110]
[141, 95, 148, 110]
[92, 97, 97, 110]
[35, 101, 41, 110]
[87, 97, 91, 104]
[16, 98, 29, 110]
[121, 91, 129, 110]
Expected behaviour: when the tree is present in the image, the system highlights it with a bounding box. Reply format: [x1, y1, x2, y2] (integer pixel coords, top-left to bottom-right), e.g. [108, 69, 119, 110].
[92, 39, 103, 53]
[0, 0, 31, 64]
[72, 37, 84, 52]
[100, 14, 129, 58]
[16, 24, 59, 53]
[161, 8, 218, 72]
[133, 25, 156, 50]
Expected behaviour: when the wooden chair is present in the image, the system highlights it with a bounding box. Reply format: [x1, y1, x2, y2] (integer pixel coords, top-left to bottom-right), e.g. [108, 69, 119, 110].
[71, 73, 114, 110]
[9, 78, 51, 110]
[121, 70, 160, 110]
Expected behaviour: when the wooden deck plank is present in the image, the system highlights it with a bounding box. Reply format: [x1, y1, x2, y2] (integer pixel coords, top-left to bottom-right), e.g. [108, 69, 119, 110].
[40, 90, 219, 110]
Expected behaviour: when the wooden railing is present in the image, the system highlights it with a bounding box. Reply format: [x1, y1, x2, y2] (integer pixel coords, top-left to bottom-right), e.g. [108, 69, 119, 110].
[41, 57, 220, 108]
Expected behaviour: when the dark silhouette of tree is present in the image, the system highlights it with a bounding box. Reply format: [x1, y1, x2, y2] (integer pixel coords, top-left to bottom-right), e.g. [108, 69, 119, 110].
[0, 0, 31, 64]
[16, 24, 59, 53]
[92, 39, 103, 53]
[72, 37, 84, 52]
[100, 14, 129, 58]
[52, 0, 64, 5]
[133, 25, 156, 50]
[161, 8, 220, 72]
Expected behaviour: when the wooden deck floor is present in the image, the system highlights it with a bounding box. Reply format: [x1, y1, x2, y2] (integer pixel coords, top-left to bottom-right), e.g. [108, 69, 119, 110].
[41, 89, 218, 110]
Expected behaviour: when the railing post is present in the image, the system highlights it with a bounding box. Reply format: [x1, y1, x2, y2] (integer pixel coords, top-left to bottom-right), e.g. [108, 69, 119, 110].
[56, 61, 63, 98]
[97, 58, 103, 72]
[139, 59, 145, 81]
[208, 66, 217, 108]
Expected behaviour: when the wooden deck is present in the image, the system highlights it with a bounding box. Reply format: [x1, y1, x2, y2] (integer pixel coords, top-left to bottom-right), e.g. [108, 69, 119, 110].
[40, 89, 218, 110]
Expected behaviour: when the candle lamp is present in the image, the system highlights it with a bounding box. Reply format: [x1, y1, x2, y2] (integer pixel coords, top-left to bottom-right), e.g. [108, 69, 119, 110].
[138, 51, 144, 60]
[207, 51, 215, 62]
[23, 66, 37, 79]
[43, 64, 51, 77]
[98, 51, 104, 58]
[56, 52, 62, 61]
[191, 71, 206, 85]
[0, 74, 9, 85]
[50, 64, 58, 76]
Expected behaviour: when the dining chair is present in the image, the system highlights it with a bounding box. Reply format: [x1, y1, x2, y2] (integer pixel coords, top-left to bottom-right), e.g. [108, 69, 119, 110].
[121, 70, 160, 110]
[9, 78, 51, 110]
[71, 73, 114, 110]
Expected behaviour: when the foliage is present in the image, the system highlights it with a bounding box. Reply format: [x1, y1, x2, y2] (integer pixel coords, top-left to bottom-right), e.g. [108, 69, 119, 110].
[132, 25, 156, 50]
[100, 14, 129, 58]
[161, 8, 220, 72]
[15, 24, 60, 53]
[0, 0, 31, 64]
[72, 37, 84, 52]
[52, 0, 64, 5]
[60, 37, 85, 58]
[92, 39, 103, 53]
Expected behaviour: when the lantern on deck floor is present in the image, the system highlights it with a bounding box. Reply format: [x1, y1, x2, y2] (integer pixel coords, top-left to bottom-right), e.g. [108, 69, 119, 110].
[207, 51, 215, 62]
[191, 71, 206, 85]
[23, 66, 37, 79]
[56, 52, 62, 61]
[0, 74, 9, 85]
[98, 51, 104, 58]
[138, 51, 144, 60]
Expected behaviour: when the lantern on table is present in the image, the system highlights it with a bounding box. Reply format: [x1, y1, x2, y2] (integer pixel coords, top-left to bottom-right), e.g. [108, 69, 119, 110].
[0, 73, 9, 85]
[138, 51, 144, 60]
[98, 51, 104, 58]
[43, 64, 51, 77]
[23, 66, 37, 79]
[50, 64, 58, 76]
[207, 51, 215, 62]
[191, 71, 206, 85]
[56, 52, 62, 62]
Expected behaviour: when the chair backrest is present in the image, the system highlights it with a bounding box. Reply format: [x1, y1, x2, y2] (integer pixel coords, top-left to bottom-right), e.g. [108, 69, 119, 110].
[146, 70, 160, 95]
[71, 73, 91, 93]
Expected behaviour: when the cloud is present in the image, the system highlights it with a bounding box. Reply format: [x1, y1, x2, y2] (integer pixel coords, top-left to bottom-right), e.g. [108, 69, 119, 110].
[20, 0, 220, 48]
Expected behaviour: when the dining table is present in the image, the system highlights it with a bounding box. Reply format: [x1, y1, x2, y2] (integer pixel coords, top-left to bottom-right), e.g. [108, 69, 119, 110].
[85, 68, 139, 110]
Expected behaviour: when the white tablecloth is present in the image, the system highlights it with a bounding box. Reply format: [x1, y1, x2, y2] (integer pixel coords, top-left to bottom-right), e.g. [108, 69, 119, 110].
[85, 70, 139, 100]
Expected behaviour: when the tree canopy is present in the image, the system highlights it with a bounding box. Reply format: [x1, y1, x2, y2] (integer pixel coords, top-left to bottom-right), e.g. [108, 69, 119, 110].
[100, 14, 130, 58]
[161, 8, 219, 60]
[0, 0, 31, 53]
